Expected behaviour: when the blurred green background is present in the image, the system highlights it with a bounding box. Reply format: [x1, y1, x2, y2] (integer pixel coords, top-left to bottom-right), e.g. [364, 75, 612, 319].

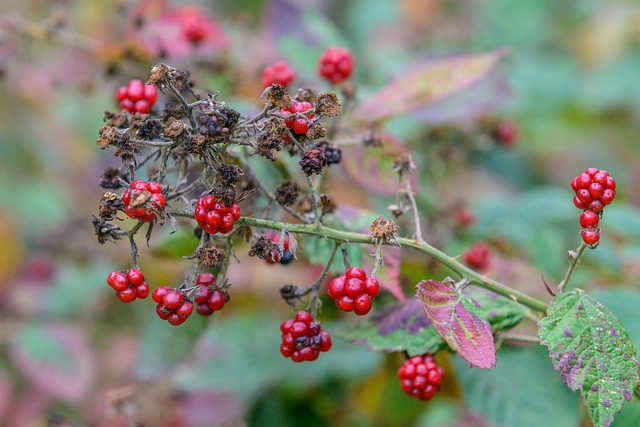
[2, 0, 640, 426]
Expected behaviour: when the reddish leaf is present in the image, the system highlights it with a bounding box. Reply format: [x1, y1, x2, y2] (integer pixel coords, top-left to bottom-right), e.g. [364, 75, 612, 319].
[340, 131, 417, 197]
[417, 280, 496, 369]
[356, 48, 509, 122]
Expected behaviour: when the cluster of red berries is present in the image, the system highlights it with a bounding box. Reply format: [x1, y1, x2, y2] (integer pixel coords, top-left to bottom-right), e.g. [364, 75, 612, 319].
[262, 61, 296, 88]
[152, 286, 193, 326]
[194, 195, 241, 235]
[318, 46, 355, 84]
[193, 273, 229, 316]
[280, 311, 332, 363]
[122, 180, 166, 222]
[398, 354, 445, 401]
[116, 79, 158, 114]
[571, 168, 616, 246]
[279, 100, 315, 137]
[328, 267, 380, 316]
[462, 241, 491, 271]
[106, 268, 150, 302]
[265, 234, 293, 265]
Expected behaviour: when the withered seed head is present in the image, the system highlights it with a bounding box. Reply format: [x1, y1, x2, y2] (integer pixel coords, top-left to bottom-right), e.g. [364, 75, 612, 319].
[196, 242, 226, 267]
[305, 122, 327, 140]
[315, 92, 341, 117]
[163, 117, 189, 140]
[275, 181, 300, 207]
[370, 217, 398, 244]
[212, 182, 237, 206]
[99, 167, 122, 189]
[248, 235, 279, 260]
[393, 153, 417, 180]
[216, 163, 243, 185]
[293, 88, 317, 104]
[262, 84, 291, 109]
[299, 147, 327, 176]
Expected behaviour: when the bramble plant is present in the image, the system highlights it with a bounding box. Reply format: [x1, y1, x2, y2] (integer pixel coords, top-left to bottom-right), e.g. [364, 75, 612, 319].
[92, 45, 639, 425]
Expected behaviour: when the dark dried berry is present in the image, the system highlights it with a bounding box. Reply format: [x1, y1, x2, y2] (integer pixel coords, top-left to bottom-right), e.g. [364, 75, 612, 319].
[275, 180, 300, 207]
[299, 148, 327, 176]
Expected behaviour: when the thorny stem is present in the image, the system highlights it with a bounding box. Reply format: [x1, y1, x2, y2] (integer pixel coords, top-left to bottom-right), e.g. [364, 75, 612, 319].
[306, 175, 320, 225]
[557, 243, 588, 293]
[226, 216, 550, 313]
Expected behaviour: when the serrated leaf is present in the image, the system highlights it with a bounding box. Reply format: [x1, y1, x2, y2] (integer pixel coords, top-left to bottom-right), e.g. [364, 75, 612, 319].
[417, 280, 496, 369]
[339, 131, 416, 197]
[538, 288, 640, 427]
[337, 298, 445, 356]
[355, 49, 509, 122]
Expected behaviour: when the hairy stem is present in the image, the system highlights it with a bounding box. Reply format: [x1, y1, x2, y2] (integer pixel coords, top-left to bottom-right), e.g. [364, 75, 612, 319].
[557, 243, 588, 293]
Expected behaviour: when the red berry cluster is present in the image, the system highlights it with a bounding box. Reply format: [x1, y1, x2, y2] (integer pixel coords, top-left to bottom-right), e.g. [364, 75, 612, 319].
[122, 180, 166, 222]
[265, 234, 293, 265]
[116, 79, 158, 114]
[262, 61, 296, 88]
[571, 168, 616, 246]
[280, 311, 332, 363]
[194, 195, 241, 234]
[318, 46, 355, 84]
[107, 268, 150, 302]
[279, 100, 315, 136]
[193, 273, 229, 316]
[491, 119, 519, 148]
[328, 267, 380, 316]
[462, 241, 491, 270]
[152, 286, 193, 326]
[398, 354, 445, 401]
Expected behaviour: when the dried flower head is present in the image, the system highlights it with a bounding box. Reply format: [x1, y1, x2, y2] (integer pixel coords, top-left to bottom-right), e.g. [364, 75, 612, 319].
[196, 241, 226, 267]
[370, 217, 398, 244]
[299, 148, 327, 176]
[275, 181, 300, 207]
[249, 235, 279, 260]
[262, 84, 291, 109]
[315, 92, 341, 117]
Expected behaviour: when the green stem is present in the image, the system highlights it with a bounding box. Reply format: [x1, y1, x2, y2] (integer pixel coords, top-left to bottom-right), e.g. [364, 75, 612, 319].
[306, 174, 320, 225]
[235, 217, 549, 313]
[558, 243, 588, 293]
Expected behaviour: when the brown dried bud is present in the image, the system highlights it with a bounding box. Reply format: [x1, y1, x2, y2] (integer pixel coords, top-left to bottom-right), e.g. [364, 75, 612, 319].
[163, 102, 186, 120]
[275, 181, 300, 207]
[96, 125, 121, 149]
[99, 167, 122, 189]
[370, 217, 398, 244]
[305, 122, 327, 140]
[255, 117, 288, 161]
[164, 117, 189, 140]
[393, 153, 416, 179]
[315, 141, 342, 165]
[248, 235, 279, 260]
[315, 92, 341, 117]
[99, 191, 124, 220]
[293, 88, 317, 104]
[92, 216, 123, 244]
[216, 163, 243, 185]
[320, 194, 335, 216]
[196, 242, 226, 267]
[261, 84, 291, 109]
[103, 111, 129, 128]
[185, 134, 208, 154]
[212, 182, 237, 206]
[148, 63, 172, 86]
[299, 148, 327, 176]
[131, 115, 164, 140]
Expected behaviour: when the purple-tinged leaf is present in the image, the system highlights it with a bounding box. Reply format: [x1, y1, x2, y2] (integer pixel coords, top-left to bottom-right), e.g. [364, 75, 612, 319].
[338, 298, 445, 356]
[9, 323, 94, 403]
[417, 280, 496, 369]
[538, 288, 640, 427]
[339, 131, 417, 197]
[356, 48, 509, 122]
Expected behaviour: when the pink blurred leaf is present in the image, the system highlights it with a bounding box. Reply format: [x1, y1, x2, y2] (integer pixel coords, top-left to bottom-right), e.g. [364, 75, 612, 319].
[339, 131, 416, 197]
[417, 280, 496, 369]
[10, 323, 94, 402]
[356, 48, 509, 122]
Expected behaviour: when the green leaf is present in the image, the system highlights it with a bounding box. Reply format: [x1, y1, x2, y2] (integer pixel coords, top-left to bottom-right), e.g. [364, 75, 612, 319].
[538, 288, 640, 427]
[455, 346, 581, 427]
[466, 288, 528, 332]
[355, 48, 508, 122]
[136, 309, 208, 380]
[417, 280, 496, 369]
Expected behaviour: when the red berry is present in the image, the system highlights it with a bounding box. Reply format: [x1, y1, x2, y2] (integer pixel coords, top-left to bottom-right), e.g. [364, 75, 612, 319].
[292, 118, 308, 135]
[327, 276, 346, 299]
[262, 61, 296, 88]
[195, 196, 240, 235]
[576, 189, 592, 204]
[167, 313, 186, 326]
[588, 199, 604, 213]
[156, 304, 170, 320]
[584, 168, 599, 177]
[163, 290, 184, 310]
[579, 211, 599, 228]
[344, 278, 365, 298]
[117, 80, 158, 114]
[588, 183, 604, 200]
[127, 268, 144, 286]
[107, 271, 128, 292]
[492, 119, 519, 147]
[196, 303, 213, 316]
[354, 294, 372, 316]
[581, 229, 600, 246]
[318, 46, 355, 84]
[279, 312, 331, 363]
[295, 311, 313, 324]
[398, 355, 445, 401]
[117, 287, 137, 303]
[207, 289, 227, 311]
[601, 189, 615, 205]
[345, 267, 367, 281]
[336, 295, 355, 312]
[329, 268, 379, 315]
[364, 277, 380, 297]
[177, 301, 194, 319]
[573, 196, 588, 210]
[194, 285, 211, 304]
[152, 286, 171, 303]
[196, 272, 216, 286]
[454, 207, 475, 227]
[462, 242, 491, 270]
[136, 282, 150, 299]
[122, 180, 165, 222]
